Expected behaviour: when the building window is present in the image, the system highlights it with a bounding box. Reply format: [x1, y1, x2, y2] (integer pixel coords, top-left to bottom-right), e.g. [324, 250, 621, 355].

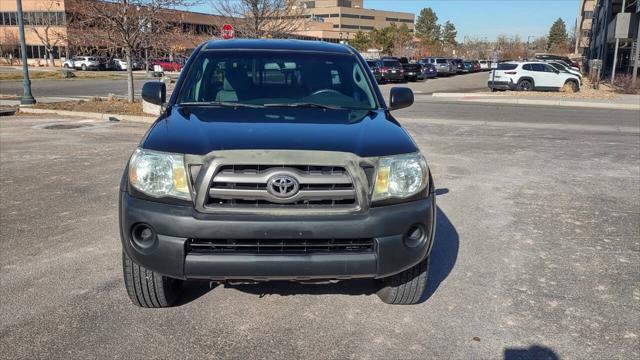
[584, 11, 593, 19]
[398, 18, 414, 24]
[360, 26, 374, 30]
[386, 17, 398, 22]
[303, 1, 315, 9]
[342, 13, 360, 19]
[360, 15, 374, 20]
[0, 11, 66, 26]
[337, 0, 352, 7]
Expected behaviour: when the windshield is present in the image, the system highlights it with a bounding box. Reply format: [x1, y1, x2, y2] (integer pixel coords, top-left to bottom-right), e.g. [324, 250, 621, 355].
[382, 60, 399, 68]
[436, 59, 448, 64]
[178, 50, 377, 110]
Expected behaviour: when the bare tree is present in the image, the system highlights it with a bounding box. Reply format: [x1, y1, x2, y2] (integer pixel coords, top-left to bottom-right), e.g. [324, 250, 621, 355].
[29, 0, 67, 67]
[211, 0, 307, 38]
[69, 0, 195, 102]
[0, 31, 20, 65]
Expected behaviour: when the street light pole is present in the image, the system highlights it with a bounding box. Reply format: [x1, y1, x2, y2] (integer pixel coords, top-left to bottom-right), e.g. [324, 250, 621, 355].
[526, 35, 535, 61]
[16, 0, 36, 106]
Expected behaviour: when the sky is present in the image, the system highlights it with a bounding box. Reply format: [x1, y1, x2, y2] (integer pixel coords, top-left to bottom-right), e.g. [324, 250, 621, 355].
[190, 0, 580, 42]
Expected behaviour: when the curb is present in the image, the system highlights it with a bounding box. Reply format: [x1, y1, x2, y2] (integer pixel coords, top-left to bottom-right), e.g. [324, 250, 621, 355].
[429, 93, 640, 110]
[18, 107, 156, 123]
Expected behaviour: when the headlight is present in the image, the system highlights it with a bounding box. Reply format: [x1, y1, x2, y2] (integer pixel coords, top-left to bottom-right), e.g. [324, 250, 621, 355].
[128, 148, 190, 200]
[372, 153, 429, 202]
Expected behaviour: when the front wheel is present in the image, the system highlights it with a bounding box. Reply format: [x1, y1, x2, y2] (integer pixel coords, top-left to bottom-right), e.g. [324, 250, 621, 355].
[565, 80, 579, 93]
[81, 64, 87, 71]
[377, 257, 429, 305]
[122, 251, 183, 308]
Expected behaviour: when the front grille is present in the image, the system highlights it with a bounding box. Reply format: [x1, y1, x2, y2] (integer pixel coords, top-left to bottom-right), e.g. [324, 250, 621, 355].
[187, 238, 374, 254]
[205, 165, 357, 209]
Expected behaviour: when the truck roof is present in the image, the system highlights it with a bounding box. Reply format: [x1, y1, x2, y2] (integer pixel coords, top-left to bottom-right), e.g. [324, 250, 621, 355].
[204, 39, 354, 54]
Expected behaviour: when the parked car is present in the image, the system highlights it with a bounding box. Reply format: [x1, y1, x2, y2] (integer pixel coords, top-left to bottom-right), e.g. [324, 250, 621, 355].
[471, 60, 481, 72]
[421, 63, 438, 79]
[488, 62, 581, 92]
[112, 58, 128, 71]
[542, 60, 583, 83]
[462, 61, 473, 73]
[378, 58, 405, 83]
[62, 56, 101, 71]
[366, 59, 383, 83]
[535, 54, 580, 71]
[421, 57, 454, 76]
[150, 58, 183, 72]
[123, 39, 435, 307]
[478, 60, 491, 71]
[396, 57, 422, 82]
[450, 59, 465, 74]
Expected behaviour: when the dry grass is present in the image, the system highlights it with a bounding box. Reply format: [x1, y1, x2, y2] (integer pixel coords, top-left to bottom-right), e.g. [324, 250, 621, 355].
[482, 78, 618, 100]
[34, 98, 145, 116]
[0, 94, 20, 100]
[0, 70, 133, 81]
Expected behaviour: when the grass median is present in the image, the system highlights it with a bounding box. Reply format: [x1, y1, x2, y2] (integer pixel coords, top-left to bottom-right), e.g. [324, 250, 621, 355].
[34, 98, 146, 116]
[0, 69, 150, 81]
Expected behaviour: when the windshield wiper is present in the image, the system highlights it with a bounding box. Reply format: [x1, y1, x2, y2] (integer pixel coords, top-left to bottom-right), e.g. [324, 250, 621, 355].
[263, 103, 356, 110]
[178, 101, 265, 108]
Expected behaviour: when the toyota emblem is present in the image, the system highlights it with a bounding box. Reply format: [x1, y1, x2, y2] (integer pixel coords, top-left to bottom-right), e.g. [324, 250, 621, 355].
[267, 175, 300, 198]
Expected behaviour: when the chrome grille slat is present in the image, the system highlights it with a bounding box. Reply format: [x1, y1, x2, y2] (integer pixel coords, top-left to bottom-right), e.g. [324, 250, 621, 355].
[214, 168, 352, 185]
[208, 189, 356, 202]
[205, 164, 358, 210]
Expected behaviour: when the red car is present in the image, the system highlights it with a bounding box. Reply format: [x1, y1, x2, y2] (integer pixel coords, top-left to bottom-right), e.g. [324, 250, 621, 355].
[150, 58, 183, 72]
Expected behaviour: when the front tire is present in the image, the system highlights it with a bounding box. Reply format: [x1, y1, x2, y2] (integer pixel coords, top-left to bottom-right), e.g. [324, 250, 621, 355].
[377, 257, 429, 305]
[81, 64, 87, 71]
[565, 80, 579, 93]
[122, 251, 183, 308]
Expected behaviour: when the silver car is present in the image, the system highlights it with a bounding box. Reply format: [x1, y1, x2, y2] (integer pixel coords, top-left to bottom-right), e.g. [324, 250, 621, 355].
[421, 57, 455, 76]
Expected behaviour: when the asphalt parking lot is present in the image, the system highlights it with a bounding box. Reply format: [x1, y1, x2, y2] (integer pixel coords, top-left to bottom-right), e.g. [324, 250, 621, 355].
[1, 102, 639, 359]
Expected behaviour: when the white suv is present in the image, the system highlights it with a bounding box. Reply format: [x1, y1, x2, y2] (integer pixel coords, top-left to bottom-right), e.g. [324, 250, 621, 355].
[63, 56, 101, 71]
[488, 62, 581, 92]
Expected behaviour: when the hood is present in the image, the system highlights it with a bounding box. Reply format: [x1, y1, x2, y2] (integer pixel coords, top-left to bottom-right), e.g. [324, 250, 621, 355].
[141, 106, 417, 158]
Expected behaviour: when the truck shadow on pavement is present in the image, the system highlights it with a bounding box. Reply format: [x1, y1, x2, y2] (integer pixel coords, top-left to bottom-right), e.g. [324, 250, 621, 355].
[177, 195, 458, 304]
[504, 345, 559, 360]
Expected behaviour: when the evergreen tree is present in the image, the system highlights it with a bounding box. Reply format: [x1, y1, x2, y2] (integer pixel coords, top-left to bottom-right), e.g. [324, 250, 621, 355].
[547, 18, 569, 52]
[370, 27, 394, 54]
[350, 31, 370, 52]
[441, 21, 457, 47]
[415, 8, 440, 44]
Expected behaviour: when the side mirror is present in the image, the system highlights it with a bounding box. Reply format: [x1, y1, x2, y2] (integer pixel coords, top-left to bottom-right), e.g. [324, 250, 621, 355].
[141, 81, 166, 105]
[389, 87, 414, 111]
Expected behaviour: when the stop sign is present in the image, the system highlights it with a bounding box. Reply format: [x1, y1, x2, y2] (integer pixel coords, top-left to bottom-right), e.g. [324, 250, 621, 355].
[221, 24, 234, 40]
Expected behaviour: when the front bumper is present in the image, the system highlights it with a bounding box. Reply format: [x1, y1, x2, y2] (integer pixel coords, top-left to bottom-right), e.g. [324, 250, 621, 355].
[120, 191, 436, 281]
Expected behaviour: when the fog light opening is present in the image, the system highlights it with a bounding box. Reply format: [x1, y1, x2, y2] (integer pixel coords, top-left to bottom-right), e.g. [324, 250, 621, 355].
[404, 224, 425, 248]
[131, 223, 156, 250]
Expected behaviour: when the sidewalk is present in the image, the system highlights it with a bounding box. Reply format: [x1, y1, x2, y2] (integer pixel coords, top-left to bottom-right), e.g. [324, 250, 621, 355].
[428, 92, 640, 110]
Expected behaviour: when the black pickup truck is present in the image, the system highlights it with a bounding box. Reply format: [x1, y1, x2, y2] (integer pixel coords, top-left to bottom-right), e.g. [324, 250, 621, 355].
[120, 40, 436, 307]
[397, 57, 423, 82]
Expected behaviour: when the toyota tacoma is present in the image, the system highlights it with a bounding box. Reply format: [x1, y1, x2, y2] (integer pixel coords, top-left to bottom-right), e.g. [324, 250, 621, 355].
[120, 40, 436, 307]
